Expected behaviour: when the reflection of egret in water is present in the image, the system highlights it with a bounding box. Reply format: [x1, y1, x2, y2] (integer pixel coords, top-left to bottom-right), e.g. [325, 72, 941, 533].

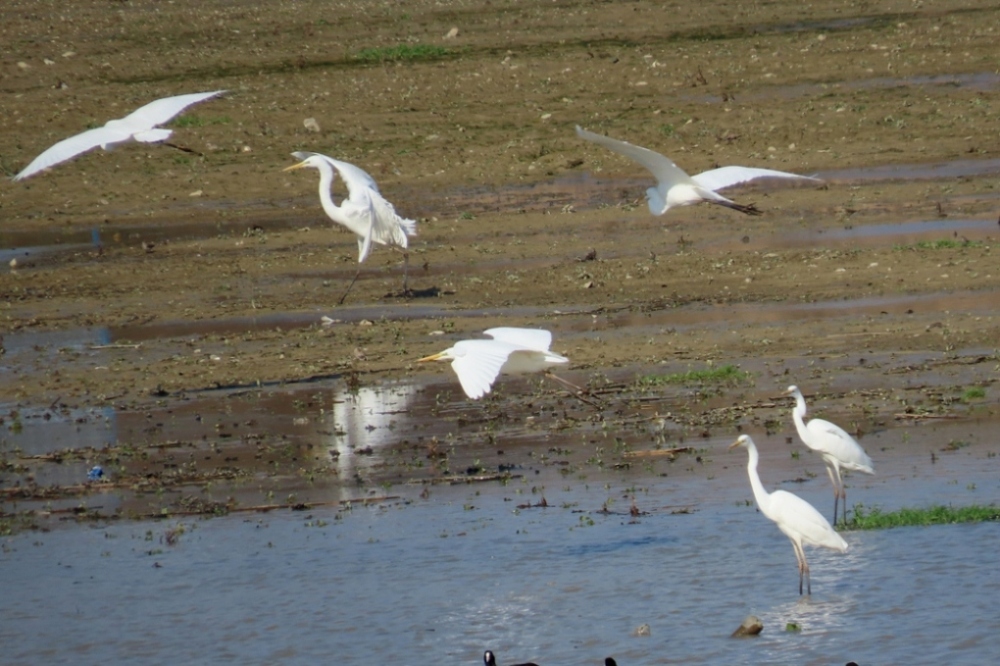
[324, 383, 417, 487]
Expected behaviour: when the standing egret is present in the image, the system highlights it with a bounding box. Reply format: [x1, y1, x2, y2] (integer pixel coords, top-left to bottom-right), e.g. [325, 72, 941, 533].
[13, 90, 225, 181]
[284, 151, 417, 303]
[483, 650, 540, 666]
[730, 434, 849, 595]
[786, 385, 875, 525]
[575, 125, 821, 216]
[418, 327, 569, 400]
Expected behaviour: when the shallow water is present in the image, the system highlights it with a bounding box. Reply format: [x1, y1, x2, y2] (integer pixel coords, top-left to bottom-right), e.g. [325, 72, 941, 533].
[2, 456, 998, 665]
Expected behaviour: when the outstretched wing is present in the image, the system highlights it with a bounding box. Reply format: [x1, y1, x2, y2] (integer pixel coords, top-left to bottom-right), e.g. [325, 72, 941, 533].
[121, 90, 226, 130]
[300, 152, 380, 193]
[484, 327, 553, 352]
[691, 166, 821, 193]
[14, 90, 226, 181]
[13, 126, 127, 181]
[450, 340, 515, 399]
[576, 125, 693, 190]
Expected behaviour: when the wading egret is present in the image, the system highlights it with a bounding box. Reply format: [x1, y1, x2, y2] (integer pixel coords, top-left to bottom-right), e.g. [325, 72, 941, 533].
[284, 151, 417, 303]
[729, 434, 849, 595]
[575, 125, 821, 216]
[13, 90, 225, 181]
[418, 327, 569, 400]
[483, 650, 540, 666]
[785, 385, 875, 525]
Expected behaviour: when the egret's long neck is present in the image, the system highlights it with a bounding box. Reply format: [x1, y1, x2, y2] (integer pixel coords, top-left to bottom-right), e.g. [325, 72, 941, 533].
[791, 391, 809, 441]
[744, 442, 771, 513]
[315, 163, 346, 226]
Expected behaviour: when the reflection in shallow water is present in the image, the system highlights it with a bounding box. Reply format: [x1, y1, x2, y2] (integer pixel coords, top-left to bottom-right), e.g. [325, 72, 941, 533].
[326, 382, 417, 486]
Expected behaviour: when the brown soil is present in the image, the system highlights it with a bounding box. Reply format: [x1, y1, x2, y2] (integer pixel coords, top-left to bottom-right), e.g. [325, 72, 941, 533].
[1, 0, 998, 528]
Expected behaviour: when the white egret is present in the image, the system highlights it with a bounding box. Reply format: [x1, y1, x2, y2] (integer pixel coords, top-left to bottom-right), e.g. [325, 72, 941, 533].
[484, 650, 540, 666]
[785, 385, 875, 525]
[575, 125, 821, 216]
[283, 151, 417, 303]
[730, 434, 849, 595]
[13, 90, 225, 181]
[417, 327, 569, 400]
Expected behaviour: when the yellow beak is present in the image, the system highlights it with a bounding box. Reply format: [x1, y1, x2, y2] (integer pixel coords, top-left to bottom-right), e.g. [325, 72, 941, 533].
[417, 351, 447, 363]
[283, 162, 307, 172]
[728, 438, 742, 450]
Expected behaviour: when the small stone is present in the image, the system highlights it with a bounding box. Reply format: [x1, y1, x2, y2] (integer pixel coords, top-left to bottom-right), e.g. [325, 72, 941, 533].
[444, 27, 459, 39]
[633, 623, 651, 637]
[303, 117, 321, 133]
[731, 615, 763, 638]
[189, 190, 203, 197]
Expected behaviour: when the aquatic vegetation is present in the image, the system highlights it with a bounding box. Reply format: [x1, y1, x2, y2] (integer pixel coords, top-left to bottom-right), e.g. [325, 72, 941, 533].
[354, 44, 450, 63]
[893, 239, 985, 251]
[636, 364, 749, 387]
[962, 386, 986, 401]
[848, 504, 1000, 529]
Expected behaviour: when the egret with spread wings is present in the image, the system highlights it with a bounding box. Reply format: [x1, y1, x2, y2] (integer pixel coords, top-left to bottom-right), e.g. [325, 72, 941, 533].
[284, 151, 417, 304]
[13, 90, 225, 181]
[575, 125, 820, 216]
[418, 327, 569, 400]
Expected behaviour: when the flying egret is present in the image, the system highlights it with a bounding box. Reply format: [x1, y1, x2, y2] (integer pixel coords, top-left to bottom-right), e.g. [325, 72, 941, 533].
[284, 151, 417, 303]
[785, 385, 875, 525]
[418, 327, 570, 400]
[730, 434, 849, 595]
[575, 125, 821, 216]
[13, 90, 225, 181]
[483, 650, 540, 666]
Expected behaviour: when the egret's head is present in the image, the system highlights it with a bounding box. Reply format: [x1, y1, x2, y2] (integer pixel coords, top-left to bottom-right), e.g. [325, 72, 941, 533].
[417, 349, 453, 364]
[282, 152, 323, 173]
[728, 434, 752, 450]
[784, 385, 799, 395]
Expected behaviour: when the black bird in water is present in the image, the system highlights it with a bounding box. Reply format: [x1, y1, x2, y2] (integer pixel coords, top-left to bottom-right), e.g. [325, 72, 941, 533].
[483, 650, 539, 666]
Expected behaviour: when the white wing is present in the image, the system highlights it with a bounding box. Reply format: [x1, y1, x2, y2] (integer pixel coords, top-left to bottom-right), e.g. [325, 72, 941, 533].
[367, 190, 416, 248]
[691, 166, 821, 193]
[294, 151, 380, 193]
[449, 340, 516, 399]
[13, 127, 132, 181]
[484, 327, 553, 351]
[13, 90, 225, 181]
[576, 124, 694, 192]
[770, 490, 848, 552]
[806, 419, 875, 473]
[120, 90, 226, 130]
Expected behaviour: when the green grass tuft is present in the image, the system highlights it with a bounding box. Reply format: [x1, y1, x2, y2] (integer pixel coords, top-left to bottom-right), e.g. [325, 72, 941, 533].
[354, 44, 450, 63]
[894, 239, 984, 251]
[963, 386, 986, 401]
[636, 364, 749, 387]
[848, 504, 1000, 530]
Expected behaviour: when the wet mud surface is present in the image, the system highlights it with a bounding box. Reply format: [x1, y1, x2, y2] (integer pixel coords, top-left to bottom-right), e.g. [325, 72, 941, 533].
[2, 0, 1000, 533]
